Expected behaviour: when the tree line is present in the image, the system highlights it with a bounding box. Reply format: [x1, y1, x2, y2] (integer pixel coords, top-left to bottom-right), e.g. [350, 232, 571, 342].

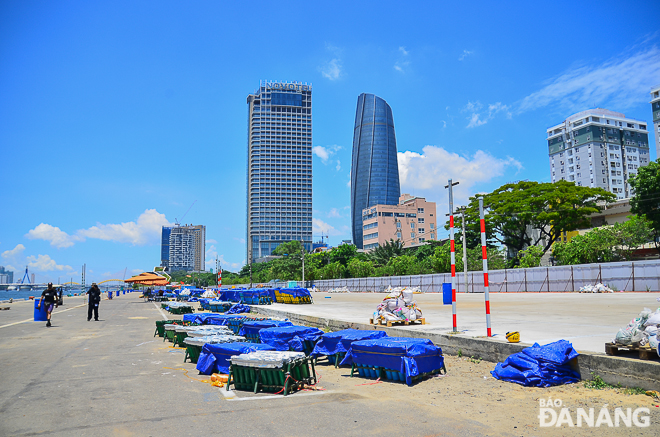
[179, 160, 660, 286]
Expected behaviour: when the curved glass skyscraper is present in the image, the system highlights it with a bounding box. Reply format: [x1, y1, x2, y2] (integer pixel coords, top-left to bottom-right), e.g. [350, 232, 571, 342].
[350, 93, 400, 249]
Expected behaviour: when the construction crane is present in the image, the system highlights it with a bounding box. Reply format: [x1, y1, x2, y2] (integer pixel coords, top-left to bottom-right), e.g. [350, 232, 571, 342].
[175, 200, 197, 226]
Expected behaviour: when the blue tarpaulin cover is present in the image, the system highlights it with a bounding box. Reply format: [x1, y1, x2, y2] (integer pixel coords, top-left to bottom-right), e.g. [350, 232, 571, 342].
[183, 314, 197, 323]
[239, 320, 293, 337]
[217, 289, 243, 302]
[340, 337, 445, 386]
[193, 314, 244, 325]
[227, 304, 251, 314]
[311, 329, 388, 357]
[196, 342, 276, 375]
[259, 326, 324, 352]
[277, 288, 311, 298]
[490, 340, 580, 387]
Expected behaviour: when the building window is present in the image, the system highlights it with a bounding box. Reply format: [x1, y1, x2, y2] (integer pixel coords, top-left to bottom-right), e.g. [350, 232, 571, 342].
[418, 218, 425, 223]
[417, 208, 424, 214]
[396, 232, 402, 239]
[410, 223, 415, 229]
[430, 223, 435, 229]
[396, 222, 401, 229]
[410, 232, 415, 239]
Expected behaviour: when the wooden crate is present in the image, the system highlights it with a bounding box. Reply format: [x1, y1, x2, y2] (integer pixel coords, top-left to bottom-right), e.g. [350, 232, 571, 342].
[605, 342, 657, 360]
[369, 317, 426, 327]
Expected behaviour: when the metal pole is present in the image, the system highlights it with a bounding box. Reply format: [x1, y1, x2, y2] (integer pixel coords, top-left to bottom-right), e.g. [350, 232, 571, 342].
[445, 179, 459, 332]
[461, 208, 468, 293]
[302, 247, 305, 287]
[479, 198, 491, 337]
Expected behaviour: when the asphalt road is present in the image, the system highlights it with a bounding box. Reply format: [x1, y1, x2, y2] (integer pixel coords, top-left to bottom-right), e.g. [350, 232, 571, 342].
[0, 295, 490, 436]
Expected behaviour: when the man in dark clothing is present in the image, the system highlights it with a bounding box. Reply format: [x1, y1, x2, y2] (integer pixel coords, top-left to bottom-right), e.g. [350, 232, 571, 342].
[87, 283, 101, 321]
[38, 283, 58, 327]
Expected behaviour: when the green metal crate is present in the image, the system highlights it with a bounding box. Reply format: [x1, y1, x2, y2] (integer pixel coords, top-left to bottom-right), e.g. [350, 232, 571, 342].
[226, 357, 316, 396]
[184, 344, 203, 364]
[154, 320, 181, 337]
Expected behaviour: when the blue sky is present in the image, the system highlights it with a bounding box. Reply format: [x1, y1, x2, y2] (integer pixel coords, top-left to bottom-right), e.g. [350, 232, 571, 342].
[1, 1, 659, 283]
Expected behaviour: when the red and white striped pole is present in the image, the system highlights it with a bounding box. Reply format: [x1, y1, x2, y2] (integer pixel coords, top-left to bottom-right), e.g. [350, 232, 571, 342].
[446, 179, 459, 332]
[479, 197, 492, 337]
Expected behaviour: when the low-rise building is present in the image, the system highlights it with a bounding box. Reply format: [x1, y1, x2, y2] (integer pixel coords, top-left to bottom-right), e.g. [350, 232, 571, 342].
[361, 194, 437, 251]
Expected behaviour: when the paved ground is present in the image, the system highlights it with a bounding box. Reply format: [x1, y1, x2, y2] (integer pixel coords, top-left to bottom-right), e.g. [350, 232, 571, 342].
[261, 291, 660, 354]
[1, 294, 658, 436]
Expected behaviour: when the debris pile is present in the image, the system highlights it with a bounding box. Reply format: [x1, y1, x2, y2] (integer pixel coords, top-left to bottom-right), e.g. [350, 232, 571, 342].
[614, 307, 660, 352]
[374, 287, 422, 323]
[327, 286, 351, 293]
[578, 283, 614, 293]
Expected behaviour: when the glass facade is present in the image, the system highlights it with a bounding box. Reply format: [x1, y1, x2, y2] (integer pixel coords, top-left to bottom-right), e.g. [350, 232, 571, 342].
[246, 81, 313, 262]
[351, 93, 400, 248]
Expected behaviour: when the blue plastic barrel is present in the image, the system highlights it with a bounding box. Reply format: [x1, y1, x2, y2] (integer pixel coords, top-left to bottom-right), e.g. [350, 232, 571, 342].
[108, 291, 113, 300]
[442, 283, 452, 305]
[122, 290, 125, 295]
[116, 291, 120, 297]
[34, 299, 48, 321]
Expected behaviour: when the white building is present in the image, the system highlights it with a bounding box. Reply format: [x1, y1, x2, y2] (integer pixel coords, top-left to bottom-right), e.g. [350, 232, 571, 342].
[547, 108, 650, 200]
[160, 224, 206, 272]
[650, 86, 660, 158]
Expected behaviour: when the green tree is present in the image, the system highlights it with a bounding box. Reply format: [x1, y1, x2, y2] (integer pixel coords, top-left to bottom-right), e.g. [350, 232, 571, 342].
[552, 215, 655, 265]
[629, 159, 660, 253]
[453, 180, 615, 260]
[272, 240, 304, 256]
[347, 258, 375, 278]
[320, 261, 346, 279]
[369, 239, 405, 266]
[328, 244, 357, 266]
[516, 245, 544, 268]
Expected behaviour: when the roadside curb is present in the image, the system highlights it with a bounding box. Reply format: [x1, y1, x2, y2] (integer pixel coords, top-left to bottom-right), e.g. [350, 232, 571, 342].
[251, 305, 660, 391]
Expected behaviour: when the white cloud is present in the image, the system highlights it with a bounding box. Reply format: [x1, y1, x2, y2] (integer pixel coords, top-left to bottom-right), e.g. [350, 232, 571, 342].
[233, 237, 245, 244]
[26, 224, 82, 248]
[26, 254, 73, 272]
[2, 244, 25, 260]
[312, 145, 330, 161]
[395, 46, 410, 72]
[25, 209, 171, 248]
[206, 239, 217, 244]
[335, 160, 341, 172]
[312, 145, 342, 164]
[464, 101, 511, 128]
[327, 208, 342, 218]
[398, 146, 522, 207]
[518, 46, 660, 114]
[459, 50, 473, 61]
[312, 218, 343, 237]
[320, 45, 343, 80]
[77, 209, 171, 246]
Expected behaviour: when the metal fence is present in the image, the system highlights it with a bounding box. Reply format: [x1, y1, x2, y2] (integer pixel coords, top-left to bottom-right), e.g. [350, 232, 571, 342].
[229, 259, 660, 292]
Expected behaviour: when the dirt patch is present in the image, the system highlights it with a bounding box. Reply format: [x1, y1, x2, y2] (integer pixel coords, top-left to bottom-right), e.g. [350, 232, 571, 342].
[312, 355, 660, 435]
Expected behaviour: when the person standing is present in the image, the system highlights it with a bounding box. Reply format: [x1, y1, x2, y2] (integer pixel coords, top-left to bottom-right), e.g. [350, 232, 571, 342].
[38, 283, 58, 327]
[87, 283, 101, 321]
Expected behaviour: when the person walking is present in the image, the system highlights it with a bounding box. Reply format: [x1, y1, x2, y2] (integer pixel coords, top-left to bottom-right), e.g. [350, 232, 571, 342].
[37, 283, 58, 327]
[87, 283, 101, 321]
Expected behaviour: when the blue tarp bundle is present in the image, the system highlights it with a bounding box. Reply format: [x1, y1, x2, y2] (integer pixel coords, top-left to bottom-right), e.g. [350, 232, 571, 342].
[340, 337, 445, 386]
[259, 326, 324, 352]
[311, 329, 388, 357]
[227, 304, 251, 314]
[277, 288, 311, 298]
[239, 320, 293, 337]
[193, 313, 244, 325]
[490, 340, 580, 387]
[183, 314, 197, 323]
[196, 342, 276, 375]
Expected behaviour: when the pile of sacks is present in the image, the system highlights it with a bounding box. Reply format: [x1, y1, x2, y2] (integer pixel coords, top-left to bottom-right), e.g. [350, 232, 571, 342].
[578, 283, 614, 293]
[375, 287, 422, 323]
[328, 286, 351, 293]
[614, 307, 660, 355]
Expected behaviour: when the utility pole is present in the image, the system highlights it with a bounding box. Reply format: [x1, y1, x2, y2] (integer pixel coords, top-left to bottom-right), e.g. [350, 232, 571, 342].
[459, 207, 468, 293]
[301, 246, 305, 288]
[445, 179, 459, 332]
